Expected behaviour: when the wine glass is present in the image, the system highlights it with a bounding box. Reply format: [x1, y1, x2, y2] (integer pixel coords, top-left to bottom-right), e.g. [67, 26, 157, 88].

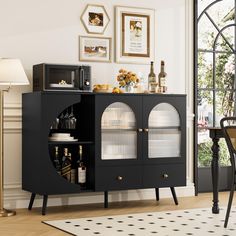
[68, 106, 77, 129]
[63, 109, 70, 129]
[58, 112, 64, 129]
[50, 117, 59, 129]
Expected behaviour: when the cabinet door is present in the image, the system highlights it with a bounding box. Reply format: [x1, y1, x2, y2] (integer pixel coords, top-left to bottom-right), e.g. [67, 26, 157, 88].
[143, 95, 186, 164]
[95, 95, 142, 166]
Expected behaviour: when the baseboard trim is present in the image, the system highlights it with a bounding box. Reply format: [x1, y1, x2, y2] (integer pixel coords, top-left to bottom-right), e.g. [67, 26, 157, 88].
[4, 184, 195, 209]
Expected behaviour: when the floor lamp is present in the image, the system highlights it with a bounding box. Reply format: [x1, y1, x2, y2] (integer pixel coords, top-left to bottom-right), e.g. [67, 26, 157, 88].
[0, 58, 29, 217]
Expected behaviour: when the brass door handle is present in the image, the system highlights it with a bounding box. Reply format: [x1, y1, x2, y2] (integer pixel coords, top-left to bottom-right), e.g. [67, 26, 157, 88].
[162, 173, 169, 178]
[138, 128, 143, 132]
[144, 128, 149, 132]
[117, 176, 123, 181]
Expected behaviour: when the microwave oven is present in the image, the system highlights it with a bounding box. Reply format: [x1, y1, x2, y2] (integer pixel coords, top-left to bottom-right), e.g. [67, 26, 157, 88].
[33, 63, 91, 91]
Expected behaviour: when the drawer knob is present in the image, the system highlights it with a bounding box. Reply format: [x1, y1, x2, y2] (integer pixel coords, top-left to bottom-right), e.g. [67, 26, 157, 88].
[138, 128, 143, 132]
[117, 176, 123, 181]
[144, 128, 149, 132]
[163, 173, 169, 178]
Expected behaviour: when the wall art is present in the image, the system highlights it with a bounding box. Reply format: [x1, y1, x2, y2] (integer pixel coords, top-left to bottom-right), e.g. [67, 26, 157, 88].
[81, 4, 110, 34]
[115, 6, 155, 64]
[79, 36, 111, 62]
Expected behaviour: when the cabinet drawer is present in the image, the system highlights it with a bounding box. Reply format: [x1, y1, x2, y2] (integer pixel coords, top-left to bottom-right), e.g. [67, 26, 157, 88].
[143, 164, 186, 188]
[95, 166, 142, 191]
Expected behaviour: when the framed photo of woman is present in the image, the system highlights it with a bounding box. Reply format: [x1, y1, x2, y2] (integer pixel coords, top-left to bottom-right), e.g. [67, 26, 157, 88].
[115, 6, 155, 64]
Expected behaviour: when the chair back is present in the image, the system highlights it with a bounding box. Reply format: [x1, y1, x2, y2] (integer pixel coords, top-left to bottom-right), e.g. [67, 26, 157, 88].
[220, 117, 236, 171]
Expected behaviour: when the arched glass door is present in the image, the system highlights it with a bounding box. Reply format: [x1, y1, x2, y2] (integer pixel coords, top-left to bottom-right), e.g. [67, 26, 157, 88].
[101, 102, 137, 160]
[148, 103, 181, 158]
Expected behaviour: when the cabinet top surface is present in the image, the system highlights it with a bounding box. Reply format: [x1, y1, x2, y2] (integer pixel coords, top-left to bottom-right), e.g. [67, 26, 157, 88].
[23, 91, 186, 97]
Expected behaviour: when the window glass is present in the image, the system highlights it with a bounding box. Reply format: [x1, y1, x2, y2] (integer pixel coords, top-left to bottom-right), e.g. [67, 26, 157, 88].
[197, 0, 235, 167]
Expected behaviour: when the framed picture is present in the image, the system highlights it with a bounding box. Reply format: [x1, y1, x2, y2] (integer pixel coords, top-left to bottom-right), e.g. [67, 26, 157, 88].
[79, 36, 111, 62]
[81, 4, 110, 34]
[115, 6, 155, 64]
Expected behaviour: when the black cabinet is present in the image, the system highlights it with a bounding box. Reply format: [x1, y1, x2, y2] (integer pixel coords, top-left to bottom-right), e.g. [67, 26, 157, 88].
[22, 92, 186, 214]
[22, 92, 95, 196]
[94, 94, 186, 191]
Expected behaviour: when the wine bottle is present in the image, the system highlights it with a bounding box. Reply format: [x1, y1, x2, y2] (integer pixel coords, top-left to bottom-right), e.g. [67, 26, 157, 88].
[70, 152, 77, 184]
[158, 60, 167, 93]
[53, 146, 61, 175]
[77, 145, 86, 187]
[148, 61, 157, 93]
[61, 148, 72, 181]
[69, 153, 77, 184]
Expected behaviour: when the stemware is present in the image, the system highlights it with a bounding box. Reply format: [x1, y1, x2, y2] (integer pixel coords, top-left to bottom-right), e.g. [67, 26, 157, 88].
[63, 109, 70, 129]
[50, 117, 59, 129]
[59, 112, 65, 129]
[68, 106, 77, 129]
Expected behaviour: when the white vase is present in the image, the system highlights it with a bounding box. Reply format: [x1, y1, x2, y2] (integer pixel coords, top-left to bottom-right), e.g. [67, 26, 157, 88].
[124, 85, 134, 93]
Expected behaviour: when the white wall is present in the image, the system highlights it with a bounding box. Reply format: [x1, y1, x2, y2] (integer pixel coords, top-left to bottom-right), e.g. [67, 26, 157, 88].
[0, 0, 194, 209]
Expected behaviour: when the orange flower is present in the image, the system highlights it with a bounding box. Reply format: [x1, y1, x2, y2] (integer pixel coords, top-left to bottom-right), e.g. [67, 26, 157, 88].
[116, 69, 139, 88]
[119, 80, 126, 86]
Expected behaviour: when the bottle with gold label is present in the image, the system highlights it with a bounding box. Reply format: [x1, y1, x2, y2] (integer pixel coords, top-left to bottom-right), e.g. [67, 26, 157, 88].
[158, 60, 167, 93]
[148, 61, 157, 93]
[77, 145, 86, 188]
[53, 146, 61, 175]
[61, 148, 72, 181]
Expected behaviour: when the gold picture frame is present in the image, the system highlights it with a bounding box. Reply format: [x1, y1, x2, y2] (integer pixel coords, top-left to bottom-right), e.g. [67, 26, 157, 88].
[79, 36, 112, 63]
[115, 6, 155, 64]
[81, 4, 110, 34]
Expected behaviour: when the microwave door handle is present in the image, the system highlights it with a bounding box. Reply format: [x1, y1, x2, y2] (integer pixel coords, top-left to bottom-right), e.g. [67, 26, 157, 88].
[80, 68, 84, 90]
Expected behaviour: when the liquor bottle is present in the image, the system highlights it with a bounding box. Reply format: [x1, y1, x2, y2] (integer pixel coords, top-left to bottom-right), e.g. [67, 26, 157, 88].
[53, 146, 61, 175]
[158, 60, 167, 93]
[70, 152, 77, 184]
[148, 61, 157, 93]
[77, 145, 86, 187]
[61, 148, 72, 181]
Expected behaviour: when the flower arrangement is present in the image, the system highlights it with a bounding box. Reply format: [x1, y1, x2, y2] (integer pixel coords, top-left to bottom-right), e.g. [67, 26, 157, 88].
[116, 69, 139, 88]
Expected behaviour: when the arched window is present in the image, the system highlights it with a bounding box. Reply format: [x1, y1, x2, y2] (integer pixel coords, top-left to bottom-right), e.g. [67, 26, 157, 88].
[195, 0, 236, 191]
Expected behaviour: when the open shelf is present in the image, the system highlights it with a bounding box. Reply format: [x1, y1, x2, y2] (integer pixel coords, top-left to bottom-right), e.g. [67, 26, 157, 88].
[48, 141, 94, 145]
[149, 126, 180, 130]
[102, 128, 136, 132]
[78, 188, 94, 193]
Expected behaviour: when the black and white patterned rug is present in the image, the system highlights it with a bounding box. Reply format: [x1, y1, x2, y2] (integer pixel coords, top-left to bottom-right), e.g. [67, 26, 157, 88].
[43, 207, 236, 235]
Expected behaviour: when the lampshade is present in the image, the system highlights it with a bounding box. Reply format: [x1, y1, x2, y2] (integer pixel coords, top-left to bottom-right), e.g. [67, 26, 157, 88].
[0, 58, 29, 85]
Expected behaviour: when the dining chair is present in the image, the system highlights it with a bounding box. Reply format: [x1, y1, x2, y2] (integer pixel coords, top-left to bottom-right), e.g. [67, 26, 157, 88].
[220, 117, 236, 228]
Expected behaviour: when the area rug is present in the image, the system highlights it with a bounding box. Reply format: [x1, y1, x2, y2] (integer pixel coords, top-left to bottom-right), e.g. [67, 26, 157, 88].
[43, 207, 236, 235]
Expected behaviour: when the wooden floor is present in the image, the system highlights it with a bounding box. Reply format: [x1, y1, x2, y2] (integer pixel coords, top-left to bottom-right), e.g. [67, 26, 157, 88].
[0, 192, 235, 235]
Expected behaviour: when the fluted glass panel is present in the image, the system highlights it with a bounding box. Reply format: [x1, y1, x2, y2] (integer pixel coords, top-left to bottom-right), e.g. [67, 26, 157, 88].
[148, 103, 181, 158]
[101, 102, 137, 160]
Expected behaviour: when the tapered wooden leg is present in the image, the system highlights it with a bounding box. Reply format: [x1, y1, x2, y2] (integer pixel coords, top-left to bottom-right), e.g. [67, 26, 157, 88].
[170, 187, 178, 205]
[28, 193, 36, 210]
[210, 131, 220, 214]
[155, 188, 159, 201]
[224, 183, 235, 228]
[42, 195, 48, 215]
[104, 191, 108, 208]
